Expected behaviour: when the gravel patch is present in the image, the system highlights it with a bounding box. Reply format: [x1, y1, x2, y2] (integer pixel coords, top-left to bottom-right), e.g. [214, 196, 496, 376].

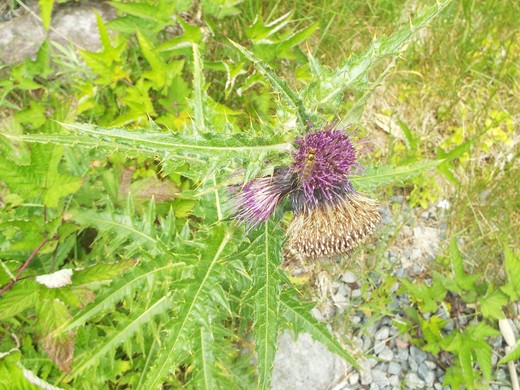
[273, 199, 517, 389]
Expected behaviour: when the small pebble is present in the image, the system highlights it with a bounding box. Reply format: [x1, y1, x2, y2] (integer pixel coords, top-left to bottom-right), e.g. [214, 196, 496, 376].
[388, 362, 402, 375]
[378, 347, 394, 361]
[388, 375, 400, 387]
[372, 369, 390, 386]
[410, 346, 428, 365]
[341, 270, 357, 283]
[405, 372, 425, 389]
[397, 346, 409, 361]
[375, 326, 390, 340]
[418, 362, 435, 386]
[374, 341, 386, 355]
[348, 372, 360, 385]
[360, 359, 373, 385]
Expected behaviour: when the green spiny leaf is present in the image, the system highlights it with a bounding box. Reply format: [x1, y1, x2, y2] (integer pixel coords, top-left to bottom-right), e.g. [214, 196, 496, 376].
[56, 262, 183, 334]
[7, 123, 289, 165]
[70, 293, 172, 377]
[250, 220, 283, 389]
[72, 259, 137, 285]
[141, 226, 232, 389]
[350, 160, 442, 191]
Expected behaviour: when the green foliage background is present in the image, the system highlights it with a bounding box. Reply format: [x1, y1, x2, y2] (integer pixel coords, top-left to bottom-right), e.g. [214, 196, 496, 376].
[0, 0, 518, 388]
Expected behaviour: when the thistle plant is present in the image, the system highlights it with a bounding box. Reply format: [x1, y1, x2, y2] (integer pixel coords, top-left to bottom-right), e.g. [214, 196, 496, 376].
[234, 124, 381, 257]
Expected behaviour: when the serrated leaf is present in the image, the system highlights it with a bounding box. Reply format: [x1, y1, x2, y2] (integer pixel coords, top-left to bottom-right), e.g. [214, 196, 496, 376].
[0, 143, 82, 207]
[140, 227, 232, 389]
[350, 160, 442, 191]
[56, 262, 183, 334]
[72, 259, 136, 285]
[474, 344, 493, 380]
[108, 1, 174, 22]
[450, 238, 478, 292]
[470, 322, 500, 339]
[39, 0, 54, 30]
[6, 123, 289, 165]
[502, 247, 520, 300]
[249, 220, 283, 389]
[498, 340, 520, 365]
[479, 290, 507, 320]
[71, 293, 172, 377]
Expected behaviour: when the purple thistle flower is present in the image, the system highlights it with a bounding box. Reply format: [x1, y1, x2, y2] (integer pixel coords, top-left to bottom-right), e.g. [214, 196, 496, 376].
[232, 168, 295, 227]
[290, 124, 358, 207]
[232, 123, 380, 255]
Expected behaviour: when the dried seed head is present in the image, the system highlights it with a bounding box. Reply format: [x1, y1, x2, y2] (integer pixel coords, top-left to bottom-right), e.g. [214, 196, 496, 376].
[287, 193, 381, 257]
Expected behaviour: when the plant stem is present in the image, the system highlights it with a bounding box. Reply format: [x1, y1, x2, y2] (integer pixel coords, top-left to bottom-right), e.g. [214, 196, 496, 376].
[0, 236, 56, 296]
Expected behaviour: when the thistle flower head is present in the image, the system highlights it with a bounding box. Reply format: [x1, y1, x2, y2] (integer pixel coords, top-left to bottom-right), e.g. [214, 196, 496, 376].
[232, 168, 294, 227]
[232, 123, 380, 254]
[290, 125, 357, 206]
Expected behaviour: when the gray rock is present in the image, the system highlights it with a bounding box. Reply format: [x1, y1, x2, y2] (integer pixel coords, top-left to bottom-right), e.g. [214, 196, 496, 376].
[388, 375, 400, 387]
[388, 361, 402, 375]
[352, 289, 362, 298]
[372, 369, 390, 386]
[369, 384, 380, 390]
[405, 372, 425, 389]
[0, 1, 115, 65]
[341, 270, 357, 283]
[348, 371, 360, 385]
[375, 326, 390, 340]
[418, 362, 435, 386]
[272, 331, 347, 390]
[360, 359, 373, 385]
[495, 368, 507, 382]
[374, 341, 386, 355]
[397, 346, 409, 361]
[395, 268, 406, 278]
[363, 335, 373, 351]
[408, 357, 419, 372]
[378, 347, 394, 361]
[410, 346, 428, 365]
